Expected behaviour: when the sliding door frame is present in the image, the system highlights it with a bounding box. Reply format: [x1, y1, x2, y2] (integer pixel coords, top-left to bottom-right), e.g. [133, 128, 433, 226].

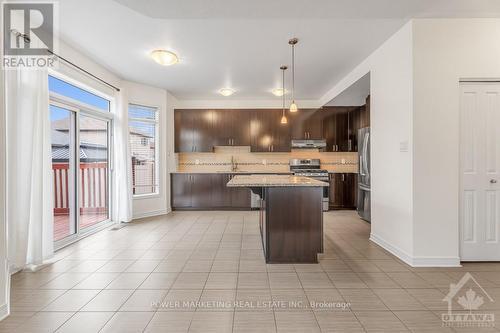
[51, 92, 114, 250]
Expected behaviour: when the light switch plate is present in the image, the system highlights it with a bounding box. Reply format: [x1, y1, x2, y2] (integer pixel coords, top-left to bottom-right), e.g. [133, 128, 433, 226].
[399, 141, 409, 152]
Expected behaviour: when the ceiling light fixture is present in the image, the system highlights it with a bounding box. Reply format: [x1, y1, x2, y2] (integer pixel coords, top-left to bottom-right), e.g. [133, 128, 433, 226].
[280, 65, 288, 125]
[288, 38, 298, 113]
[272, 88, 288, 97]
[219, 88, 235, 97]
[150, 49, 179, 66]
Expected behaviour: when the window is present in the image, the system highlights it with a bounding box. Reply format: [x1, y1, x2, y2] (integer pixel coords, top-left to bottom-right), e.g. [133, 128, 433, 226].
[129, 104, 159, 196]
[49, 75, 110, 112]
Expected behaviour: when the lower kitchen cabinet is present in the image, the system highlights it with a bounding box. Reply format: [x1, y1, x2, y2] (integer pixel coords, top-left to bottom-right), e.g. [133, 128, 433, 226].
[329, 173, 357, 210]
[171, 173, 251, 210]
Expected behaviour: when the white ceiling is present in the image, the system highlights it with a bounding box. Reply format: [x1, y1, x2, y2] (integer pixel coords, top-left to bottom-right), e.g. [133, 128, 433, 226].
[57, 0, 500, 101]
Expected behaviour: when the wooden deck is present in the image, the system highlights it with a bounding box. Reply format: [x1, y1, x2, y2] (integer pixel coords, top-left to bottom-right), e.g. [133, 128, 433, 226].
[54, 213, 108, 241]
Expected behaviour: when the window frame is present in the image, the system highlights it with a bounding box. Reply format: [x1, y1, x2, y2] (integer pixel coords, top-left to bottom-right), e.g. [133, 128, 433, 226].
[128, 103, 160, 198]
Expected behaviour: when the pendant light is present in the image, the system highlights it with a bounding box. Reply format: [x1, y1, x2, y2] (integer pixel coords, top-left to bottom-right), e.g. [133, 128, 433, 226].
[280, 65, 288, 124]
[289, 38, 298, 112]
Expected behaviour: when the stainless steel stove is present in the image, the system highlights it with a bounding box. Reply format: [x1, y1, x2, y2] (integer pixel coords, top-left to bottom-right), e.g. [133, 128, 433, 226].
[289, 159, 330, 211]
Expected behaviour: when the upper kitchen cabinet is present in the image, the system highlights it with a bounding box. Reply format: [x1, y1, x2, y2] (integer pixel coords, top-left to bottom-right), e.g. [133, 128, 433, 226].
[174, 109, 214, 152]
[250, 109, 276, 152]
[212, 109, 251, 147]
[290, 109, 323, 140]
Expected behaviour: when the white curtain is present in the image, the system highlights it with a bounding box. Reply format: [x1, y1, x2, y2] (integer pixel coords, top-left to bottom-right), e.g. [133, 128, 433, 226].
[112, 87, 133, 223]
[5, 66, 54, 271]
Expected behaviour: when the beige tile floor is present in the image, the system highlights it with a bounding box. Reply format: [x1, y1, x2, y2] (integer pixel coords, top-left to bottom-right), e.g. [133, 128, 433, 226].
[2, 210, 500, 332]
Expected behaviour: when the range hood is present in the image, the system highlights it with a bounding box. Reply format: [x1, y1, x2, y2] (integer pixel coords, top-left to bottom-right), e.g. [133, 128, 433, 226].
[291, 139, 327, 149]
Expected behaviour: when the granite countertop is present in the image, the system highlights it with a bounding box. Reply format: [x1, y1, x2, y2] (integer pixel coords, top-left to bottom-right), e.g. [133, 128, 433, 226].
[227, 174, 329, 187]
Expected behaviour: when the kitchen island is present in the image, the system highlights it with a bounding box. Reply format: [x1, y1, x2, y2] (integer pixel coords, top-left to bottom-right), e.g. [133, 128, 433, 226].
[227, 174, 329, 263]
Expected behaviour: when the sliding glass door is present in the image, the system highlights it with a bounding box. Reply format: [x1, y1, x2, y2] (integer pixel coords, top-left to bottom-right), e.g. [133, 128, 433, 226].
[78, 114, 110, 231]
[51, 104, 77, 241]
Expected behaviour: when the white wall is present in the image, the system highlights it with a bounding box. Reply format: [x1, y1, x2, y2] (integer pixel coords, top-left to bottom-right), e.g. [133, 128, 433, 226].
[0, 35, 9, 320]
[321, 22, 415, 264]
[125, 81, 171, 218]
[166, 91, 178, 210]
[412, 19, 500, 264]
[56, 42, 175, 219]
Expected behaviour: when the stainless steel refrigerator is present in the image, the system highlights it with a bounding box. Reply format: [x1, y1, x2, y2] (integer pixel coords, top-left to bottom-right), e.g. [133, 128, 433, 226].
[357, 127, 371, 222]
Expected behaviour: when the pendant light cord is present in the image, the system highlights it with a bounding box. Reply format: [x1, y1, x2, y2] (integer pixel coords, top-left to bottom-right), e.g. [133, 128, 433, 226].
[282, 67, 286, 114]
[291, 43, 295, 102]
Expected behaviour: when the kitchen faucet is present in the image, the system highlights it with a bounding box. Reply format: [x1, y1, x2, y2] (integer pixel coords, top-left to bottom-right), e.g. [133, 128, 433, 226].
[231, 156, 238, 172]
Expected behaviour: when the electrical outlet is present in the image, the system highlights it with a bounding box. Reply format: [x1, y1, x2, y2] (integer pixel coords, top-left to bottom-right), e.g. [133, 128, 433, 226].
[341, 159, 346, 164]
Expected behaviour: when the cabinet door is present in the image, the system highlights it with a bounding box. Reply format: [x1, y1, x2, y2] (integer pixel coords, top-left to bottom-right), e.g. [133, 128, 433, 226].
[323, 110, 337, 152]
[229, 175, 251, 208]
[211, 174, 232, 208]
[212, 109, 233, 147]
[274, 110, 291, 152]
[231, 110, 251, 146]
[305, 109, 324, 139]
[191, 174, 213, 208]
[343, 173, 357, 208]
[171, 174, 192, 208]
[251, 110, 273, 152]
[174, 110, 194, 152]
[192, 109, 214, 152]
[328, 173, 344, 209]
[335, 111, 348, 151]
[291, 109, 315, 139]
[349, 107, 361, 152]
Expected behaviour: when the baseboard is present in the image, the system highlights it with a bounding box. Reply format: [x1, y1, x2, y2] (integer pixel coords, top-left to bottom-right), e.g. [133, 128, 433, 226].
[411, 256, 461, 267]
[0, 303, 8, 321]
[370, 233, 414, 266]
[370, 233, 461, 267]
[132, 209, 168, 220]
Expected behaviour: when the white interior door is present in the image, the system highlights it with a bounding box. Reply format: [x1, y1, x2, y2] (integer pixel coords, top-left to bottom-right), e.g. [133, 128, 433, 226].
[460, 82, 500, 261]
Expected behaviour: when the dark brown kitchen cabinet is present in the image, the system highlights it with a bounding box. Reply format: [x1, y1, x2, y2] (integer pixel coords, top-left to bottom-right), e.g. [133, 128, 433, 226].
[174, 109, 214, 152]
[290, 109, 323, 140]
[171, 173, 251, 210]
[190, 174, 213, 207]
[329, 173, 357, 209]
[211, 110, 251, 147]
[211, 174, 232, 207]
[171, 173, 192, 208]
[250, 109, 290, 152]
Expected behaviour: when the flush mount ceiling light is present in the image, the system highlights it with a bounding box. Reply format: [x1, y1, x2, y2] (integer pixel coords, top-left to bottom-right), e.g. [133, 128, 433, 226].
[219, 88, 235, 97]
[272, 88, 288, 97]
[280, 65, 288, 125]
[288, 38, 298, 112]
[150, 49, 178, 66]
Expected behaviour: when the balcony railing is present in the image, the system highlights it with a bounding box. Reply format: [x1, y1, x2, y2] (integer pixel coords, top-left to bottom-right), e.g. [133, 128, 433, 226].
[52, 162, 108, 214]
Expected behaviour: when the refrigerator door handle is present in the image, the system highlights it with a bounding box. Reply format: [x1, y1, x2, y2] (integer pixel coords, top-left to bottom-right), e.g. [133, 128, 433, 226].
[362, 132, 370, 176]
[359, 155, 365, 176]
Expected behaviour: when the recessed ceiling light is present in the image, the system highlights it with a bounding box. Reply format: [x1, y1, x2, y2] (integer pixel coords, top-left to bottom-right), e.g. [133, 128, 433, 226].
[219, 88, 235, 97]
[150, 49, 178, 66]
[272, 88, 288, 97]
